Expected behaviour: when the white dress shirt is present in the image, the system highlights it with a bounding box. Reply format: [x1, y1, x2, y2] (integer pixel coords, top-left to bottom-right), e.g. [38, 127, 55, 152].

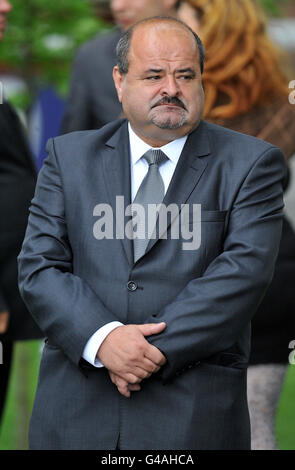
[82, 123, 188, 367]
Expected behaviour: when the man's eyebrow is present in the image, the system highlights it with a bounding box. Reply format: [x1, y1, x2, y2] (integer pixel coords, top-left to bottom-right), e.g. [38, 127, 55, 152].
[143, 67, 197, 76]
[144, 68, 163, 74]
[143, 68, 196, 75]
[176, 68, 196, 75]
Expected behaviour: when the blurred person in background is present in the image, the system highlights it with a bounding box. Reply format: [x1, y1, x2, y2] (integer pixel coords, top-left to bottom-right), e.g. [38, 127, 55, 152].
[0, 0, 43, 425]
[91, 0, 114, 24]
[178, 0, 295, 450]
[61, 0, 182, 134]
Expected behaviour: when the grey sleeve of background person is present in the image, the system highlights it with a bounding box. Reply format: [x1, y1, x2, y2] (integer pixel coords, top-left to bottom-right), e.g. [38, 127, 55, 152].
[61, 47, 93, 134]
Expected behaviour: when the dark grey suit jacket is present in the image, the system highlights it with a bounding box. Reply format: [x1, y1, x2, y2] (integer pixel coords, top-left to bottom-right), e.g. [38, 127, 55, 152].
[18, 119, 286, 449]
[61, 29, 122, 133]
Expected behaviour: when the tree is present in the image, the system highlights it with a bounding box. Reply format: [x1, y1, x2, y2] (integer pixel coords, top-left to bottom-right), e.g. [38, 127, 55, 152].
[0, 0, 112, 108]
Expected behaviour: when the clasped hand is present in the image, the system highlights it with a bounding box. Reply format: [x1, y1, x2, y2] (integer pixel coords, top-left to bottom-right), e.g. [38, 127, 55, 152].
[97, 322, 166, 397]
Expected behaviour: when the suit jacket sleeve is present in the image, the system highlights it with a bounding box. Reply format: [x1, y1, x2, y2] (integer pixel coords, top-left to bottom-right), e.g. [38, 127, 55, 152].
[146, 146, 286, 382]
[17, 138, 119, 367]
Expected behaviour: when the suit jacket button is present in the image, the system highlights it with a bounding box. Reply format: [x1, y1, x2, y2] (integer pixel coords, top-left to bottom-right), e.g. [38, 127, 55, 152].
[127, 281, 137, 291]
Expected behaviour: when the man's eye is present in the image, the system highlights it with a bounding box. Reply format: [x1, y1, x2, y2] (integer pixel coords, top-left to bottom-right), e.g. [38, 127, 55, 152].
[179, 75, 193, 80]
[146, 76, 160, 80]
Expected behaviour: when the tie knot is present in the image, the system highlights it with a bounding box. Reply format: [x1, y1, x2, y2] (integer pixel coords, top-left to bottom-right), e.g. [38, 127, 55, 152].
[143, 149, 168, 166]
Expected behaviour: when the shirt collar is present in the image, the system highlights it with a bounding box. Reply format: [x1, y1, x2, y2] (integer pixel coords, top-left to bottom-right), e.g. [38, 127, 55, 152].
[128, 122, 188, 166]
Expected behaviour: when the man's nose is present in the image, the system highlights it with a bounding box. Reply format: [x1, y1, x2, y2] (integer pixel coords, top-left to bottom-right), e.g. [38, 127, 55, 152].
[161, 76, 180, 97]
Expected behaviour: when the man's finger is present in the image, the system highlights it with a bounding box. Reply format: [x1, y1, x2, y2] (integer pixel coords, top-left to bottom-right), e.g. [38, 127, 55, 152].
[108, 371, 117, 384]
[112, 374, 131, 398]
[145, 344, 167, 367]
[136, 322, 166, 337]
[124, 373, 142, 384]
[132, 366, 153, 380]
[117, 385, 130, 398]
[142, 356, 162, 373]
[128, 384, 141, 392]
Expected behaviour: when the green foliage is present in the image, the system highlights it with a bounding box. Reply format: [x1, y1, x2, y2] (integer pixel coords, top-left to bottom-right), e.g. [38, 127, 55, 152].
[258, 0, 289, 16]
[0, 341, 41, 450]
[8, 90, 31, 109]
[0, 0, 112, 105]
[276, 365, 295, 449]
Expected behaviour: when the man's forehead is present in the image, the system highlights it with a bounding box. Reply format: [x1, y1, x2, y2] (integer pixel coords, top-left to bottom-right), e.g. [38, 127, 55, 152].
[129, 22, 199, 65]
[132, 21, 196, 46]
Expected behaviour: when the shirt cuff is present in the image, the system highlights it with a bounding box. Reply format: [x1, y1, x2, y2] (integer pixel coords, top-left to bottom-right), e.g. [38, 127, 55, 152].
[82, 321, 123, 368]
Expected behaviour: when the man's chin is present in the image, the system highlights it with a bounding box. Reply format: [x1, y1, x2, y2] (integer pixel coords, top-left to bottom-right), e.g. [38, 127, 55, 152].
[150, 107, 187, 130]
[151, 117, 187, 130]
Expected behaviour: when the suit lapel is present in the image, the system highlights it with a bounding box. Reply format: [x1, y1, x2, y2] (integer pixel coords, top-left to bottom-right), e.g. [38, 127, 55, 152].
[102, 121, 134, 266]
[144, 120, 211, 257]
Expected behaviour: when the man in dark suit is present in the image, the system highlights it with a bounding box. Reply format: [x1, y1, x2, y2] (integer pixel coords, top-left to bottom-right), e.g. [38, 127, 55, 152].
[0, 0, 43, 423]
[61, 0, 181, 133]
[18, 17, 286, 449]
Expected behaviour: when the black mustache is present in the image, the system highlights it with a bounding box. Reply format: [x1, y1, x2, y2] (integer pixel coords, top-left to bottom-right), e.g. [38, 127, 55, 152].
[152, 97, 187, 110]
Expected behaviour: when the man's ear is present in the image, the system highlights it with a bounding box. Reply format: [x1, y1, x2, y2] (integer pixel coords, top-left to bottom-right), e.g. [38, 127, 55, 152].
[113, 66, 124, 103]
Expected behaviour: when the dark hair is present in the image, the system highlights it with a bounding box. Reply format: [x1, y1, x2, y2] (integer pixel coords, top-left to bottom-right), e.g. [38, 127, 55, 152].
[116, 16, 205, 75]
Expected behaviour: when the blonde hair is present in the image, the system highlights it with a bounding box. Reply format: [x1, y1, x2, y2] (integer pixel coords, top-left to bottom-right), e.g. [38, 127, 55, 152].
[186, 0, 291, 119]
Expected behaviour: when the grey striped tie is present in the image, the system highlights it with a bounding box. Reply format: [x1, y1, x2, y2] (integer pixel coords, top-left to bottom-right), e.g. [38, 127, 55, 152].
[132, 149, 168, 262]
